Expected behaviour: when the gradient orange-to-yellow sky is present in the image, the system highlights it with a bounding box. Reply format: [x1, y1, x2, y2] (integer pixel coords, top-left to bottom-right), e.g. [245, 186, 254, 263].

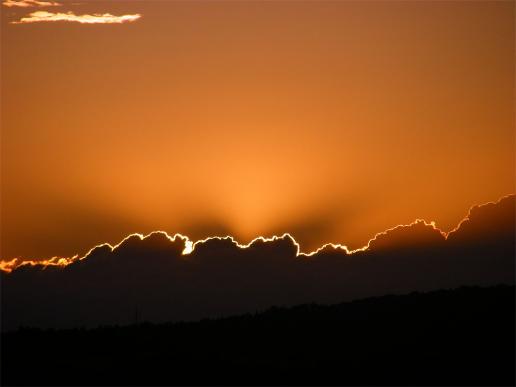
[1, 0, 514, 260]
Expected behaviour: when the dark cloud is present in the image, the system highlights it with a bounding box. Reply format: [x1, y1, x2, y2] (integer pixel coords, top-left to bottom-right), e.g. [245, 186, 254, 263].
[1, 195, 514, 331]
[268, 210, 342, 253]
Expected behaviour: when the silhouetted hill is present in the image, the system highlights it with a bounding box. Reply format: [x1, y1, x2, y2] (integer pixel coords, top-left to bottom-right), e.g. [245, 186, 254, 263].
[1, 195, 514, 331]
[2, 285, 514, 386]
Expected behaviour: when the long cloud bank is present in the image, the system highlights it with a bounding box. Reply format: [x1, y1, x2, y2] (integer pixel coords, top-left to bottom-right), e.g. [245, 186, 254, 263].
[1, 195, 514, 330]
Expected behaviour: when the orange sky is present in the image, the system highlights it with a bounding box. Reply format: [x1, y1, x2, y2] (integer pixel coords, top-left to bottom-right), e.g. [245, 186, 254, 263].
[1, 0, 514, 260]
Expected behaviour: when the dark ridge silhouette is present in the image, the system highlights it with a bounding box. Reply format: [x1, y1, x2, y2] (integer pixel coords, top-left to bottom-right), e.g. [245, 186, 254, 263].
[2, 285, 514, 386]
[1, 195, 514, 330]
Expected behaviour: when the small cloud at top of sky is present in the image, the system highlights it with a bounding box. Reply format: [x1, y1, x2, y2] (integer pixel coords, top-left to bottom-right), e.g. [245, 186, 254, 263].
[3, 0, 62, 7]
[11, 10, 141, 24]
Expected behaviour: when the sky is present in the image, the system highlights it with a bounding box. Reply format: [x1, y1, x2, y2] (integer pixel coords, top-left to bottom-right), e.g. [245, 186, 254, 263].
[1, 0, 514, 260]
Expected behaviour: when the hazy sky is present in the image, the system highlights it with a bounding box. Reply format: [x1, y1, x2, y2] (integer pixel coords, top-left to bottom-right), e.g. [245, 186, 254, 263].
[1, 0, 514, 260]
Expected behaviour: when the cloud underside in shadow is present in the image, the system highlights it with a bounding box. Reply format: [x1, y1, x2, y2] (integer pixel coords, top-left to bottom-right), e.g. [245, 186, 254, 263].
[11, 11, 141, 24]
[2, 0, 60, 7]
[1, 195, 514, 330]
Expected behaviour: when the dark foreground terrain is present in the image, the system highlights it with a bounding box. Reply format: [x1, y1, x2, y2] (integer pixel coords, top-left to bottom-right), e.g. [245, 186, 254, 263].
[2, 285, 514, 386]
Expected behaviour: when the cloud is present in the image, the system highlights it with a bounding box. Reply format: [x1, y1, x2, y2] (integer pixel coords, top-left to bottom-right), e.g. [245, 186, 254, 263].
[1, 194, 514, 330]
[11, 10, 141, 24]
[0, 255, 76, 273]
[2, 0, 61, 7]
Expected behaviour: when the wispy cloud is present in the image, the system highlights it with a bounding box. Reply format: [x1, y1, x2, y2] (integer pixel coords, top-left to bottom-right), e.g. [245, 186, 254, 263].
[12, 10, 141, 24]
[3, 0, 61, 7]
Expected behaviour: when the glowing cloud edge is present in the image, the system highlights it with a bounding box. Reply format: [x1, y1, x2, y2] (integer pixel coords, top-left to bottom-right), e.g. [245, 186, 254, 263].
[0, 194, 513, 273]
[2, 0, 61, 8]
[10, 11, 141, 24]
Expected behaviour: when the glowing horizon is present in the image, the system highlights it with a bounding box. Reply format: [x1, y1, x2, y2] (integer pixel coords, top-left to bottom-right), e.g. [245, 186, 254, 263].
[1, 194, 511, 273]
[1, 1, 514, 261]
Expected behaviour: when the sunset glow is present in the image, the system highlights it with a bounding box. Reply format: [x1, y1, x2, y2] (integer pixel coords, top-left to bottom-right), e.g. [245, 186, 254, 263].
[1, 2, 514, 385]
[2, 194, 510, 273]
[1, 0, 514, 262]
